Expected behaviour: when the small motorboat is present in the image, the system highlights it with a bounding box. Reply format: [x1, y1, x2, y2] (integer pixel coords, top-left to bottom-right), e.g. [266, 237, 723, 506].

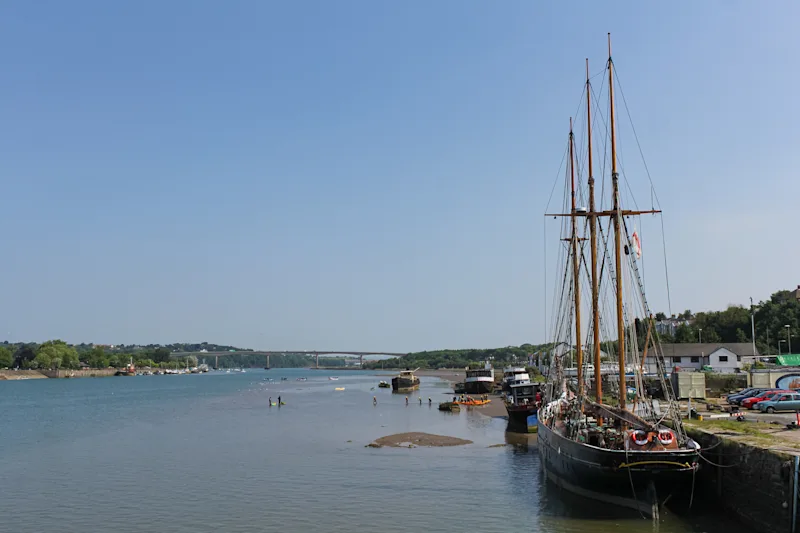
[296, 377, 307, 381]
[334, 387, 345, 391]
[455, 398, 491, 407]
[281, 377, 288, 381]
[328, 376, 339, 381]
[438, 402, 461, 412]
[378, 381, 390, 388]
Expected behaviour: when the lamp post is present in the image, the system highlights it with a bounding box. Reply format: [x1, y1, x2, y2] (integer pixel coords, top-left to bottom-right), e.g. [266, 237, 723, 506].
[698, 328, 703, 344]
[786, 325, 792, 356]
[780, 339, 786, 356]
[750, 297, 757, 361]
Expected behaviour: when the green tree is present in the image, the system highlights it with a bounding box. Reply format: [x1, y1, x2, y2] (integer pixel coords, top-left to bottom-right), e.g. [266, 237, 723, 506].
[34, 340, 80, 370]
[86, 346, 108, 368]
[0, 346, 12, 368]
[14, 345, 37, 368]
[675, 324, 695, 343]
[735, 328, 748, 343]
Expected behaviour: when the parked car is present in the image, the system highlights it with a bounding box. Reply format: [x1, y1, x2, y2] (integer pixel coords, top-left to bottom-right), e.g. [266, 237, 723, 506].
[728, 388, 770, 405]
[726, 388, 758, 404]
[742, 390, 794, 409]
[757, 392, 800, 413]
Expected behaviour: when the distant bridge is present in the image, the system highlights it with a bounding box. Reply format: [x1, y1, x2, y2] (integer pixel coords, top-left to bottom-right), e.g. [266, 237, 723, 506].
[170, 350, 409, 369]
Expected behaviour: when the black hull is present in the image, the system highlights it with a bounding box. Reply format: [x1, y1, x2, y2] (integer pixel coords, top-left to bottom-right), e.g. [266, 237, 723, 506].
[505, 404, 537, 426]
[537, 411, 699, 516]
[464, 381, 493, 394]
[392, 377, 420, 392]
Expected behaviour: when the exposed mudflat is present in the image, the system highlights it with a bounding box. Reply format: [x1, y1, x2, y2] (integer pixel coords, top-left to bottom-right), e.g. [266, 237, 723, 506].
[367, 432, 473, 448]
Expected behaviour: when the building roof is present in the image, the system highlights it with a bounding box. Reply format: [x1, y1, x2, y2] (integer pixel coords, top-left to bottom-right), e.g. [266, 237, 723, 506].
[649, 343, 760, 358]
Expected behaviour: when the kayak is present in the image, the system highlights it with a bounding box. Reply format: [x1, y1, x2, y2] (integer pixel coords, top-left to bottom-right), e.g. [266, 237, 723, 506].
[334, 387, 345, 391]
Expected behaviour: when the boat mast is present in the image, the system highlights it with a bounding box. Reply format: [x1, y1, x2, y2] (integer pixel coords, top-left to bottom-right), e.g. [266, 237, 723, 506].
[586, 59, 602, 407]
[569, 118, 583, 398]
[608, 33, 626, 410]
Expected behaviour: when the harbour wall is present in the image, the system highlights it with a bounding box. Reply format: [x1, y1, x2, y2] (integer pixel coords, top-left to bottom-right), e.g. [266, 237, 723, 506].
[0, 369, 48, 380]
[40, 368, 118, 378]
[687, 427, 797, 533]
[0, 368, 118, 379]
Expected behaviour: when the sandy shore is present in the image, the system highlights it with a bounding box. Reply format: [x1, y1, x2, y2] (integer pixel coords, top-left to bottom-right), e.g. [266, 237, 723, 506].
[416, 369, 464, 385]
[376, 368, 510, 419]
[368, 432, 473, 448]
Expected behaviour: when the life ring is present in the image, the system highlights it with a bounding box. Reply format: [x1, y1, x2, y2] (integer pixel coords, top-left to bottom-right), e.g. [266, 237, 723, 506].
[631, 430, 650, 446]
[657, 429, 674, 445]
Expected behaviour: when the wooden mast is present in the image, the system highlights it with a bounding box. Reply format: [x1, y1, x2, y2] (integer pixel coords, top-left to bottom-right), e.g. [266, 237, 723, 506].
[586, 59, 602, 407]
[608, 33, 626, 410]
[569, 118, 583, 398]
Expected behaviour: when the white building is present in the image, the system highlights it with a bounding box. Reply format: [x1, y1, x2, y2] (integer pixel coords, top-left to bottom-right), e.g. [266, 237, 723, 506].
[642, 343, 759, 373]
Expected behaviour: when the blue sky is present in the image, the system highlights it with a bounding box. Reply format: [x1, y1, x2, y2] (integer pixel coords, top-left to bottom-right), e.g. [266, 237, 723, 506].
[1, 1, 797, 351]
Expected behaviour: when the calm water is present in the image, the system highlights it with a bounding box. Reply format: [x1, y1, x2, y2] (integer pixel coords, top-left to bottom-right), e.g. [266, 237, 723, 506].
[1, 369, 748, 533]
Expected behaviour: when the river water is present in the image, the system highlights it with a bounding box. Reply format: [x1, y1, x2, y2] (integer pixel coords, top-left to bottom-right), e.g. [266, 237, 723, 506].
[1, 369, 749, 532]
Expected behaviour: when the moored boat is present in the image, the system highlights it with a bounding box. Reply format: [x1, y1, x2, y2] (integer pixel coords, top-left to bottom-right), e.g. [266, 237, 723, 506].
[378, 380, 391, 388]
[455, 397, 491, 406]
[537, 36, 700, 517]
[438, 402, 461, 412]
[502, 366, 531, 392]
[115, 358, 136, 376]
[504, 381, 542, 430]
[391, 368, 420, 392]
[464, 362, 494, 394]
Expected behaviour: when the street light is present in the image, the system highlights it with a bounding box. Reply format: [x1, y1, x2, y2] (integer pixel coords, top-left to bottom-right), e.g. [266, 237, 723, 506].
[786, 325, 792, 355]
[780, 339, 786, 356]
[698, 328, 703, 344]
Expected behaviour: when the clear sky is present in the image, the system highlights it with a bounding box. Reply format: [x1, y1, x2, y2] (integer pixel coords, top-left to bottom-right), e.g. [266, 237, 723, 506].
[1, 1, 798, 352]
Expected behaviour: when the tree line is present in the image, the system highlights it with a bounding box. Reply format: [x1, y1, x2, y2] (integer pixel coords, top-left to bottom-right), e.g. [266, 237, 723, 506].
[652, 289, 800, 355]
[362, 343, 552, 370]
[0, 341, 351, 370]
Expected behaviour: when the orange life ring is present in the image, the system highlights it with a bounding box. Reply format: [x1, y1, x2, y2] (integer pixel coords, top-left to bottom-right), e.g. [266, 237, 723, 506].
[631, 430, 650, 446]
[657, 429, 674, 445]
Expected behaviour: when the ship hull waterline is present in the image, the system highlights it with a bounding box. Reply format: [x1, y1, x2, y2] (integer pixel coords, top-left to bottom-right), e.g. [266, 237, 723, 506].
[391, 377, 420, 393]
[537, 410, 700, 516]
[463, 381, 493, 394]
[505, 404, 538, 432]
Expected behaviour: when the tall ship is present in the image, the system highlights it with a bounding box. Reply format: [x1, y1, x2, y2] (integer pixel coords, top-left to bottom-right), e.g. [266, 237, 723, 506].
[501, 366, 530, 392]
[464, 362, 494, 394]
[391, 368, 420, 392]
[537, 35, 700, 518]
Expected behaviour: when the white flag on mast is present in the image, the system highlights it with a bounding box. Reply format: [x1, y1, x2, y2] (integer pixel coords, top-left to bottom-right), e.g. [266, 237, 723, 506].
[631, 229, 642, 258]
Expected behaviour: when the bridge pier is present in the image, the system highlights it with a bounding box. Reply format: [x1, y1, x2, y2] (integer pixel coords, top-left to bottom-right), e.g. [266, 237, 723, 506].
[266, 354, 270, 369]
[359, 354, 364, 367]
[215, 355, 219, 369]
[315, 352, 319, 369]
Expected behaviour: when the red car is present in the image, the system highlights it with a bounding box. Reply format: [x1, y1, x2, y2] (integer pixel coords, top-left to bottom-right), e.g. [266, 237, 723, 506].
[742, 389, 794, 409]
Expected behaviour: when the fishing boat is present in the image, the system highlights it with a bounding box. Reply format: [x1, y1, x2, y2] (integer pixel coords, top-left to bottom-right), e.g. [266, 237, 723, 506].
[502, 366, 531, 392]
[378, 380, 391, 388]
[537, 35, 700, 518]
[504, 381, 542, 430]
[463, 362, 494, 394]
[114, 358, 136, 376]
[391, 368, 420, 392]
